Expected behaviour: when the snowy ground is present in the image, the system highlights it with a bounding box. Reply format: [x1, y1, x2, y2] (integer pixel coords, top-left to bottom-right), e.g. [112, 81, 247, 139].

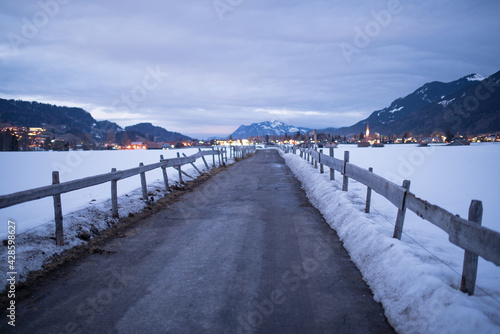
[1, 144, 499, 333]
[279, 142, 500, 334]
[0, 147, 229, 285]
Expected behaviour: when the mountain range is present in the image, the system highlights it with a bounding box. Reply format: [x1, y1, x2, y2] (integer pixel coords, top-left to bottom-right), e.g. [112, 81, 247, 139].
[0, 98, 191, 145]
[125, 123, 190, 142]
[2, 69, 498, 145]
[322, 71, 500, 136]
[228, 71, 499, 139]
[229, 120, 310, 139]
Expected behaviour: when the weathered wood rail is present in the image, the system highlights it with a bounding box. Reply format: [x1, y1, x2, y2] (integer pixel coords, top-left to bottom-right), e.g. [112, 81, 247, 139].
[232, 145, 257, 159]
[281, 145, 500, 295]
[0, 147, 239, 246]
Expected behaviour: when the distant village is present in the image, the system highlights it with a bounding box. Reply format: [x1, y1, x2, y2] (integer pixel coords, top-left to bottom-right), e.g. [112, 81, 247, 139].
[0, 124, 499, 151]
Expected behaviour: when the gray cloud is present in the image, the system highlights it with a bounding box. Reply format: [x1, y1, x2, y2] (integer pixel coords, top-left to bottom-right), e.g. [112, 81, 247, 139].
[1, 0, 499, 138]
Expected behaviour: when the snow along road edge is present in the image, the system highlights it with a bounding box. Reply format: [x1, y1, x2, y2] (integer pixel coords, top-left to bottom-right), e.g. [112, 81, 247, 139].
[278, 149, 500, 334]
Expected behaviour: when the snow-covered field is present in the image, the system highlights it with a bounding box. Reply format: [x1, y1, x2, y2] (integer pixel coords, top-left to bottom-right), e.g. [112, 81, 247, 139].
[0, 147, 227, 284]
[279, 142, 500, 334]
[0, 148, 209, 238]
[1, 143, 499, 332]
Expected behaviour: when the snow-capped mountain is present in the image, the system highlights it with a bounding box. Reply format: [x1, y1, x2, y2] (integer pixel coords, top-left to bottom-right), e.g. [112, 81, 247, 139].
[393, 71, 500, 135]
[372, 73, 484, 125]
[229, 120, 311, 139]
[327, 73, 487, 136]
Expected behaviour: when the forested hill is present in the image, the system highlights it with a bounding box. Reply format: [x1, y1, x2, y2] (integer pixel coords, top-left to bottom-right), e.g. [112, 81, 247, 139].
[0, 98, 192, 145]
[0, 98, 96, 132]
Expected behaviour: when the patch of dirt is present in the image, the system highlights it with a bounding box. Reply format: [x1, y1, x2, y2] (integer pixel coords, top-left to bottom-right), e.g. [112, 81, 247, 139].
[0, 161, 240, 310]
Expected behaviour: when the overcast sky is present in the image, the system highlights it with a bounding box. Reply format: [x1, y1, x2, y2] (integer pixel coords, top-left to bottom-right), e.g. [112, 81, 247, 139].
[1, 1, 499, 138]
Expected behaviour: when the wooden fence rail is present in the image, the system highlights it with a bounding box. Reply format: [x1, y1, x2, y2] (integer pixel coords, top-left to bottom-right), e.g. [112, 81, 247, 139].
[233, 145, 257, 159]
[282, 145, 500, 295]
[0, 148, 225, 246]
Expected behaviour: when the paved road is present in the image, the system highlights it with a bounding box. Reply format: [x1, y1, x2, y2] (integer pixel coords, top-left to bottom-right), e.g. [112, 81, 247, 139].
[5, 150, 394, 333]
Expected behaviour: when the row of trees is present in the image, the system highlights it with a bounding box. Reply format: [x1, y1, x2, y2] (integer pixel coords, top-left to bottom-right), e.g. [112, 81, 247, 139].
[0, 127, 190, 151]
[229, 132, 349, 144]
[348, 129, 456, 143]
[230, 128, 461, 144]
[0, 129, 18, 151]
[0, 130, 67, 151]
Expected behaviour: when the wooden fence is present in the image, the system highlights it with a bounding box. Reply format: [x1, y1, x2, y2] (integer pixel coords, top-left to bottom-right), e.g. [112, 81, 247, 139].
[282, 145, 500, 295]
[228, 145, 258, 159]
[0, 148, 231, 246]
[237, 145, 257, 158]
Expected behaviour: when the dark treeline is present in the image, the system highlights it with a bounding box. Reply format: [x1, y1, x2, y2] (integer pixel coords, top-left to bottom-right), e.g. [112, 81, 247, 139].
[0, 129, 19, 151]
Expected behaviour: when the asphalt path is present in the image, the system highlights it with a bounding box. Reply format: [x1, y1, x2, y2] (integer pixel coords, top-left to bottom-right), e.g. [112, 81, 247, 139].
[4, 149, 394, 333]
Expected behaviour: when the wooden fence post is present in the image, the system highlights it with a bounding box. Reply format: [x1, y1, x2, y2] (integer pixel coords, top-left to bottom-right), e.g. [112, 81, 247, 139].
[460, 200, 483, 295]
[314, 148, 318, 169]
[182, 153, 202, 174]
[218, 149, 222, 165]
[52, 171, 64, 246]
[342, 151, 350, 191]
[160, 155, 169, 191]
[365, 167, 373, 213]
[319, 149, 324, 174]
[199, 148, 209, 169]
[139, 162, 148, 201]
[212, 147, 216, 167]
[329, 147, 335, 181]
[176, 153, 183, 183]
[111, 168, 119, 218]
[393, 180, 411, 240]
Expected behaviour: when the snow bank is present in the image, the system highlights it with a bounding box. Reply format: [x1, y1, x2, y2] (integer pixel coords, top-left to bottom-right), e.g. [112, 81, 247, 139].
[279, 147, 500, 334]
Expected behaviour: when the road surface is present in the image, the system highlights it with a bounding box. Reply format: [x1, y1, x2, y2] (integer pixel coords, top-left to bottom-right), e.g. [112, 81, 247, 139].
[4, 149, 394, 333]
